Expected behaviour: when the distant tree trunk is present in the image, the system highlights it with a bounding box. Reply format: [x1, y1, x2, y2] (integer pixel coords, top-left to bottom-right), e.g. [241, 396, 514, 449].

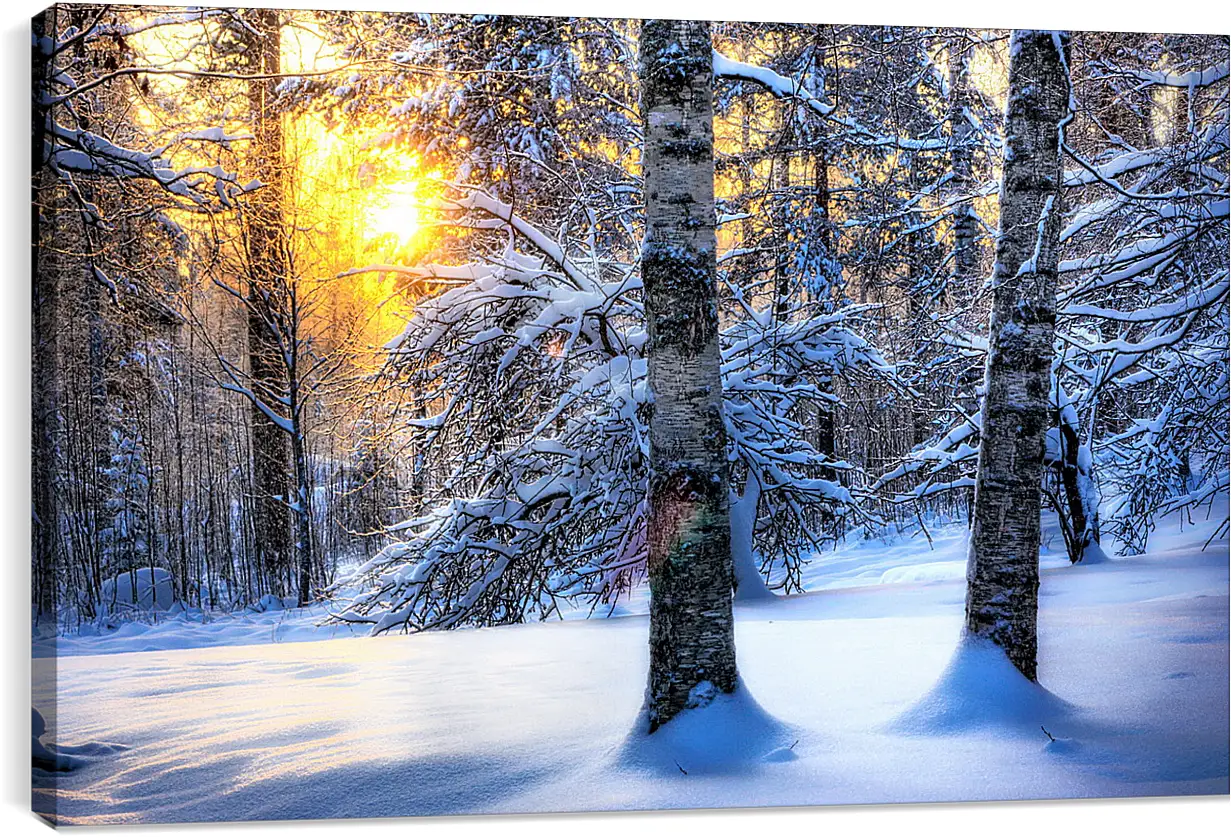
[640, 17, 738, 731]
[809, 33, 838, 489]
[288, 331, 314, 606]
[1057, 423, 1089, 545]
[245, 8, 293, 598]
[950, 35, 984, 525]
[812, 148, 832, 298]
[965, 30, 1070, 682]
[1055, 402, 1101, 563]
[772, 86, 793, 316]
[70, 3, 118, 600]
[32, 8, 61, 627]
[84, 219, 112, 578]
[947, 33, 980, 293]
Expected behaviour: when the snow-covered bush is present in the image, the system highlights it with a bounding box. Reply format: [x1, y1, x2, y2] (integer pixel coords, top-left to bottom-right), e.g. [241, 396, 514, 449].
[330, 188, 894, 632]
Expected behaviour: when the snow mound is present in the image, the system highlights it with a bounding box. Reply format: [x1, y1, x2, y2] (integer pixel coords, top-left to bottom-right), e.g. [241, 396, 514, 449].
[33, 705, 130, 777]
[617, 680, 797, 775]
[251, 594, 297, 613]
[890, 636, 1073, 736]
[33, 708, 78, 772]
[1076, 542, 1111, 565]
[731, 484, 777, 602]
[879, 560, 967, 585]
[101, 567, 175, 613]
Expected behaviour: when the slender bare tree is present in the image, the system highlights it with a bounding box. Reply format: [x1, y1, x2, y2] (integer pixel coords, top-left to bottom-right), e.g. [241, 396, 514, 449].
[31, 7, 61, 627]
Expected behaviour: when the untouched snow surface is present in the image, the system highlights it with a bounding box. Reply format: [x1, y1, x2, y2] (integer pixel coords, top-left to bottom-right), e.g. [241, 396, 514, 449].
[33, 509, 1229, 824]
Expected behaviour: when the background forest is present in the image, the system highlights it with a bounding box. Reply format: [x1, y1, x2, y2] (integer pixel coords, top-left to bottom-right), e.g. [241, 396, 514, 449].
[31, 4, 1229, 635]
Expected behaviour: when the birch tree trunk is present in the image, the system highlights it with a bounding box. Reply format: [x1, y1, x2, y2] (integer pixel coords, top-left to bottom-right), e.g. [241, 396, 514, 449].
[245, 8, 293, 597]
[640, 17, 738, 731]
[965, 30, 1070, 682]
[949, 34, 981, 523]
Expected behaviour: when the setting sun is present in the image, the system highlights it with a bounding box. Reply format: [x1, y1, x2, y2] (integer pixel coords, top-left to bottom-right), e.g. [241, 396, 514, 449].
[366, 180, 422, 245]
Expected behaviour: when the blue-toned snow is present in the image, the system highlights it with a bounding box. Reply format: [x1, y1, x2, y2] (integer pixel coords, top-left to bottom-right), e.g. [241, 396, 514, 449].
[32, 504, 1229, 823]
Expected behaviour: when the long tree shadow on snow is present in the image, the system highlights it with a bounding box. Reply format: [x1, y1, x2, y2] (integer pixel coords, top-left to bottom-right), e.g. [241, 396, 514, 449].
[885, 636, 1229, 791]
[38, 748, 562, 825]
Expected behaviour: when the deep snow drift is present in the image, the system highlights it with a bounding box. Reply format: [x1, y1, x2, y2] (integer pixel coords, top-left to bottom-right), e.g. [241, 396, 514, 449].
[32, 507, 1229, 824]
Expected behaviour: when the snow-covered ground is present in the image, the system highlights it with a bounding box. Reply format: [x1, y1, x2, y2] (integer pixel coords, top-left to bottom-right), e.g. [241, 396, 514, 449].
[32, 506, 1229, 824]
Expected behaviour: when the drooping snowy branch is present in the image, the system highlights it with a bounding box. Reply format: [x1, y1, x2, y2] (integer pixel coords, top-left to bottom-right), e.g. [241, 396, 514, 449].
[330, 183, 897, 631]
[713, 51, 952, 151]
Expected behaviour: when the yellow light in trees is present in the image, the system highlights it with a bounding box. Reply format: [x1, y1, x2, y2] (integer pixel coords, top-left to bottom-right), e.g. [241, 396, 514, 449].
[367, 180, 421, 245]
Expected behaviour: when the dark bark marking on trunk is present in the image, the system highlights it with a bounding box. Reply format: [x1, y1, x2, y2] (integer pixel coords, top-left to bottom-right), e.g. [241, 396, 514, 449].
[640, 18, 738, 732]
[965, 31, 1071, 683]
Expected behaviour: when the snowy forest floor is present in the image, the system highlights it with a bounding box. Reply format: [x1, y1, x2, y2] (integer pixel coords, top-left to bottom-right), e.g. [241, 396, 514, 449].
[33, 505, 1229, 824]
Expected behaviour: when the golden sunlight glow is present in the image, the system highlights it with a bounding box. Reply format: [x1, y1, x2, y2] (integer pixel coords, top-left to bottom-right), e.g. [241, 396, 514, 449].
[125, 7, 438, 351]
[366, 181, 422, 245]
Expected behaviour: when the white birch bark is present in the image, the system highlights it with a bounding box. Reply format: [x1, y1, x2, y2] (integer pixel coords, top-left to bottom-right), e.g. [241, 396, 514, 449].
[965, 30, 1071, 682]
[640, 17, 738, 730]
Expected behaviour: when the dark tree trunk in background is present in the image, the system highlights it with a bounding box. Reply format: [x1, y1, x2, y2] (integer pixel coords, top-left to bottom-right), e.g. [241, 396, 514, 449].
[289, 353, 314, 606]
[809, 30, 838, 486]
[245, 8, 293, 598]
[1057, 419, 1090, 552]
[32, 7, 61, 627]
[80, 65, 112, 583]
[640, 17, 738, 732]
[965, 30, 1071, 682]
[948, 33, 980, 291]
[1055, 407, 1100, 563]
[772, 70, 793, 317]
